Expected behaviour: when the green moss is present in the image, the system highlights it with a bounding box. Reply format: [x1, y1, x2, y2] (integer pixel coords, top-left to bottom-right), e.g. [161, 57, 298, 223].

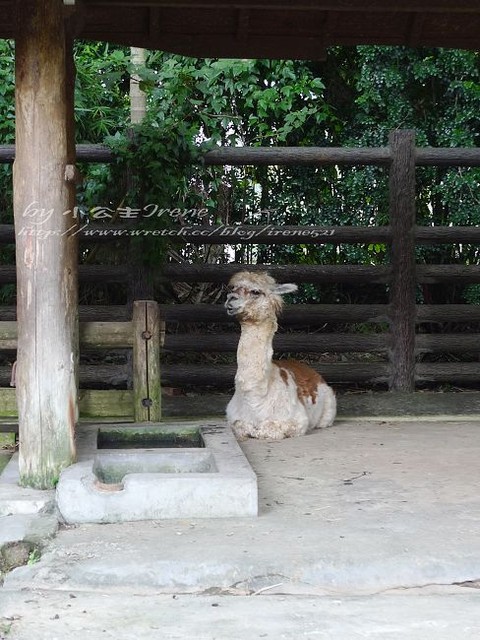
[0, 453, 11, 475]
[97, 426, 204, 450]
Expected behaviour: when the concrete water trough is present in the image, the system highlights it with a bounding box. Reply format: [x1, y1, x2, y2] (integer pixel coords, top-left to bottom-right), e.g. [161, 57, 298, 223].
[56, 422, 258, 523]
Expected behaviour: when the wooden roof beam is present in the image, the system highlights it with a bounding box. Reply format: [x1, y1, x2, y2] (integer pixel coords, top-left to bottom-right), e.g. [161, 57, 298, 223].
[88, 32, 327, 59]
[237, 8, 250, 42]
[408, 12, 427, 47]
[81, 0, 480, 13]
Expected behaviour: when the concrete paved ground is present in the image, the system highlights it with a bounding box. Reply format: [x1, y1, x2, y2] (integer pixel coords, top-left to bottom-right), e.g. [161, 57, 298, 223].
[2, 589, 480, 639]
[1, 419, 480, 638]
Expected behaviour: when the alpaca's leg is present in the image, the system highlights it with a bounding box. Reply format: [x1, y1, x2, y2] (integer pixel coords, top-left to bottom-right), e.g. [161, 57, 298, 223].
[249, 420, 306, 440]
[316, 386, 337, 429]
[231, 419, 304, 440]
[230, 420, 253, 441]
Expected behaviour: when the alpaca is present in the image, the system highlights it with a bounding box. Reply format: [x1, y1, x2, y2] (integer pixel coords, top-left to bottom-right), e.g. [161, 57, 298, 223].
[225, 270, 336, 440]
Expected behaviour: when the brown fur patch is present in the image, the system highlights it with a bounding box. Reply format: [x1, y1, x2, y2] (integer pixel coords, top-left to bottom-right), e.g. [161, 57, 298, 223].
[273, 360, 325, 405]
[278, 367, 289, 385]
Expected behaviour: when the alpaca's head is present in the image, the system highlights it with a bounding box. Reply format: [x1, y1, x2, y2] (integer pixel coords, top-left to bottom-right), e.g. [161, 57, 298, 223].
[225, 271, 297, 323]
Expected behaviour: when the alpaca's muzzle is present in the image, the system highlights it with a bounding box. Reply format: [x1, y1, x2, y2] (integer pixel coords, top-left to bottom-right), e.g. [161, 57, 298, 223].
[225, 294, 240, 316]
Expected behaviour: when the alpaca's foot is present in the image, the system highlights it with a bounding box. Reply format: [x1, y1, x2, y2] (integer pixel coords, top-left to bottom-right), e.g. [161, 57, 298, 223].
[229, 420, 252, 441]
[314, 387, 337, 429]
[230, 419, 306, 440]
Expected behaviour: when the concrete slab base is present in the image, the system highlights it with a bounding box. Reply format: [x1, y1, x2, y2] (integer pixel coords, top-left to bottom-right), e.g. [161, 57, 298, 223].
[2, 420, 480, 639]
[2, 589, 480, 640]
[56, 422, 258, 523]
[0, 454, 55, 517]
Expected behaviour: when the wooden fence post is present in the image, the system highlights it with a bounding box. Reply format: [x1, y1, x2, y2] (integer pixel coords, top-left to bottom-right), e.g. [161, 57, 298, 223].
[13, 0, 78, 488]
[132, 300, 163, 421]
[388, 130, 417, 392]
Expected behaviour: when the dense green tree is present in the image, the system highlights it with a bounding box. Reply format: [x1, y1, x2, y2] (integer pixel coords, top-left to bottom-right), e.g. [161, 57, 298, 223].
[1, 42, 480, 306]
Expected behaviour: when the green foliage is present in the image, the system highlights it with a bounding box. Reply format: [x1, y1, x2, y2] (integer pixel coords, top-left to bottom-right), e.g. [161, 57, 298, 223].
[1, 42, 480, 306]
[139, 55, 333, 146]
[464, 285, 480, 305]
[0, 40, 14, 230]
[0, 40, 15, 144]
[74, 41, 130, 141]
[0, 41, 15, 304]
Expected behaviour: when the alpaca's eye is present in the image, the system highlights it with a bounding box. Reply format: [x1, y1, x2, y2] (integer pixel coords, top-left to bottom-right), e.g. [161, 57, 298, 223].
[250, 289, 263, 296]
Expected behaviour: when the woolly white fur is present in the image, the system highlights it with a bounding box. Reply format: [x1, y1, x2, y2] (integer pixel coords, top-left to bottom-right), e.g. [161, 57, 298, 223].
[225, 271, 336, 440]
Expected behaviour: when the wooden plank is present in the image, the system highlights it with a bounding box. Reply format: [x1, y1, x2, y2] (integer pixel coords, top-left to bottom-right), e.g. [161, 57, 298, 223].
[0, 321, 17, 349]
[388, 130, 417, 392]
[0, 264, 385, 284]
[78, 389, 133, 418]
[0, 143, 114, 164]
[2, 142, 480, 169]
[416, 334, 480, 353]
[132, 300, 162, 421]
[75, 144, 115, 162]
[3, 302, 480, 326]
[156, 303, 390, 325]
[79, 321, 133, 348]
[13, 0, 77, 488]
[1, 305, 130, 321]
[416, 305, 480, 323]
[204, 146, 391, 166]
[0, 388, 17, 417]
[0, 321, 133, 349]
[0, 365, 127, 388]
[0, 265, 128, 284]
[0, 389, 132, 420]
[416, 362, 480, 382]
[416, 147, 480, 166]
[160, 263, 391, 284]
[414, 226, 480, 243]
[0, 223, 394, 246]
[162, 363, 390, 387]
[161, 391, 480, 419]
[416, 265, 480, 283]
[161, 303, 480, 325]
[82, 1, 480, 12]
[5, 222, 480, 246]
[0, 362, 382, 390]
[163, 332, 389, 353]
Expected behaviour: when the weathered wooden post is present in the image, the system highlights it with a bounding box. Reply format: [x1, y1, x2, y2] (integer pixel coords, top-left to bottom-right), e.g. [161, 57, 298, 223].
[132, 300, 163, 422]
[388, 130, 417, 392]
[14, 0, 78, 487]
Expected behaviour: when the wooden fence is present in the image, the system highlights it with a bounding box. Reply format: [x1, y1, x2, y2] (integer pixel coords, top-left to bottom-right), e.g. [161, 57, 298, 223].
[0, 301, 163, 422]
[1, 129, 480, 422]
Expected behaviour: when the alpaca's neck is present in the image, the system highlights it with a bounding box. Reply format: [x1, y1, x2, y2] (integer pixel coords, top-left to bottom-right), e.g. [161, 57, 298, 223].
[235, 319, 277, 394]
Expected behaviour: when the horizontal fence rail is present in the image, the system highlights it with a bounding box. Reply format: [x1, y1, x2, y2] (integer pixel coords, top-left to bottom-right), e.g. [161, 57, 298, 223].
[4, 303, 480, 324]
[2, 263, 480, 285]
[4, 224, 480, 245]
[2, 361, 472, 390]
[1, 144, 480, 166]
[2, 322, 479, 355]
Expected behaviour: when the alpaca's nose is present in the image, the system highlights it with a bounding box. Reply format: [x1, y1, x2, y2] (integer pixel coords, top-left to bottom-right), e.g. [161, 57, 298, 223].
[225, 292, 239, 315]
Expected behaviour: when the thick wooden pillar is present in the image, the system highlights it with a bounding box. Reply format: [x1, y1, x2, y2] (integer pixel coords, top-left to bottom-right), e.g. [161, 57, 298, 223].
[388, 130, 417, 392]
[14, 0, 78, 488]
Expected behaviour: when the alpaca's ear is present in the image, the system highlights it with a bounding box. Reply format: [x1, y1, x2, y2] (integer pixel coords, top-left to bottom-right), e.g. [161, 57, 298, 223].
[274, 283, 298, 296]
